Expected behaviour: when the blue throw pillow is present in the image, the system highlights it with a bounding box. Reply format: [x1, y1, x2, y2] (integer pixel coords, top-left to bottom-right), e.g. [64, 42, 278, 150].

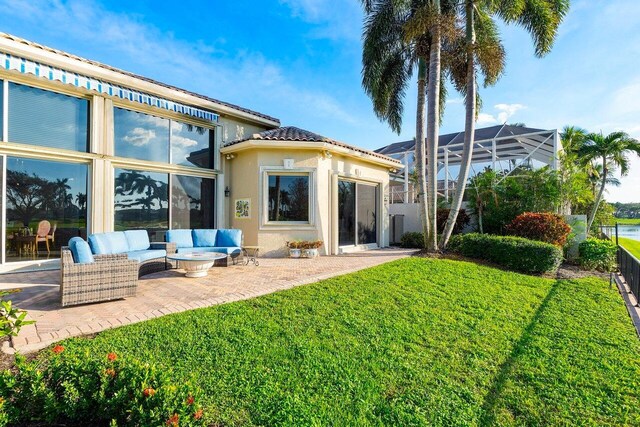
[216, 229, 242, 247]
[192, 229, 218, 247]
[68, 237, 95, 264]
[166, 229, 194, 248]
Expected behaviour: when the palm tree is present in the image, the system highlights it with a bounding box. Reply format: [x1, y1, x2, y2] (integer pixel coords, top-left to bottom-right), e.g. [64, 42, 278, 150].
[439, 0, 569, 249]
[579, 131, 640, 230]
[361, 0, 456, 250]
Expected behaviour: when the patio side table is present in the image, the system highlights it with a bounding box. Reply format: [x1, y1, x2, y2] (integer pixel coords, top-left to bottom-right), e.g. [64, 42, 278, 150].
[242, 246, 261, 266]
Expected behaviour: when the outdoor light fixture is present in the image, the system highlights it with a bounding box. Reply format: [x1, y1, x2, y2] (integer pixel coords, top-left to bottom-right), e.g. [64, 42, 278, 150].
[225, 154, 235, 160]
[224, 187, 230, 197]
[322, 150, 333, 159]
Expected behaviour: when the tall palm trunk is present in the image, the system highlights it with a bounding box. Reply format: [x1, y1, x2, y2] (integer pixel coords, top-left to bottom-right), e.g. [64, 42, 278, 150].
[440, 0, 476, 249]
[415, 58, 431, 249]
[587, 158, 607, 231]
[426, 1, 442, 251]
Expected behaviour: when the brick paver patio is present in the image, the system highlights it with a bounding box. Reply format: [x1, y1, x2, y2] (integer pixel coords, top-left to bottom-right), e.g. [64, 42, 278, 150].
[2, 249, 415, 354]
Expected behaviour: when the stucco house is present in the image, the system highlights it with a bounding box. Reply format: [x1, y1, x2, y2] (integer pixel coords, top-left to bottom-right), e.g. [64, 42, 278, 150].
[0, 33, 401, 273]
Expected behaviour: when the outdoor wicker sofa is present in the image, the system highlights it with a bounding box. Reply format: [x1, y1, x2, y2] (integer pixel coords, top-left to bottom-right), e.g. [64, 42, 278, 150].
[59, 231, 177, 307]
[87, 231, 177, 277]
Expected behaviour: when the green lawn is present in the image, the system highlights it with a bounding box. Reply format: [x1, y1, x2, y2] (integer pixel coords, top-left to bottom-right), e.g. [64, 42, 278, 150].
[619, 237, 640, 259]
[610, 218, 640, 225]
[51, 258, 640, 426]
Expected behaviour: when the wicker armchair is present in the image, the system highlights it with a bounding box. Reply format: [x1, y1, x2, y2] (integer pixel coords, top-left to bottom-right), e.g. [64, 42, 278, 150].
[60, 247, 139, 307]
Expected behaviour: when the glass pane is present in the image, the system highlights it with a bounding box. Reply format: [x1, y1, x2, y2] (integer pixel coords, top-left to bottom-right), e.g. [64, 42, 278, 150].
[114, 107, 169, 163]
[114, 169, 168, 241]
[171, 175, 215, 229]
[171, 121, 213, 168]
[338, 180, 355, 246]
[268, 175, 309, 222]
[4, 157, 88, 262]
[8, 82, 89, 152]
[357, 184, 378, 244]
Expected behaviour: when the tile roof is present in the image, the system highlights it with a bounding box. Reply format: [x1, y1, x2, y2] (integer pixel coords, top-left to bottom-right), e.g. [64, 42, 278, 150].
[0, 33, 280, 125]
[226, 126, 402, 165]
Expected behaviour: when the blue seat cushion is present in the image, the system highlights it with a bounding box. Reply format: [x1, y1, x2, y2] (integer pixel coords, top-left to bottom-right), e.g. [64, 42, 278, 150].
[124, 230, 150, 251]
[166, 229, 194, 248]
[216, 229, 242, 247]
[192, 229, 218, 247]
[88, 232, 129, 255]
[68, 237, 94, 264]
[126, 249, 167, 263]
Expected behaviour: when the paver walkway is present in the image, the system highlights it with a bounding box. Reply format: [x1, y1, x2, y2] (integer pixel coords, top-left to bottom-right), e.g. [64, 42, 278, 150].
[2, 249, 415, 353]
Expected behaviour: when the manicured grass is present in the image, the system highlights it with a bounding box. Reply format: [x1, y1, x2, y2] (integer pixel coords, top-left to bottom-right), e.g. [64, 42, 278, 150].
[619, 237, 640, 259]
[52, 258, 640, 426]
[610, 218, 640, 225]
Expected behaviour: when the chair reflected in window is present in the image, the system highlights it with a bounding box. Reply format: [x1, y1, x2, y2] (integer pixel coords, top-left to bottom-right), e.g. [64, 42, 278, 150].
[35, 220, 52, 255]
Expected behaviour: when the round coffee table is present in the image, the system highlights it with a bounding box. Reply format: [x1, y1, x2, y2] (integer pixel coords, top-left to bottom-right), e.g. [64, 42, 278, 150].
[167, 252, 227, 278]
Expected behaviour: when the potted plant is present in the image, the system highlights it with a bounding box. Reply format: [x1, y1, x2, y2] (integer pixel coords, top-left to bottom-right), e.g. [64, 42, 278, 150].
[286, 241, 302, 258]
[303, 240, 323, 258]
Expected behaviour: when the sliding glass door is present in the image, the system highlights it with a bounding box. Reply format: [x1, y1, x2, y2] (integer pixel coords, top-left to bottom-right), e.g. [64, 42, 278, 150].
[338, 180, 378, 247]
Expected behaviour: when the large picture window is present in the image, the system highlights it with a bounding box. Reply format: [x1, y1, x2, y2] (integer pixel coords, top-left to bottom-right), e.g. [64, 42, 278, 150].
[8, 83, 89, 152]
[171, 175, 215, 229]
[114, 108, 215, 168]
[267, 174, 309, 222]
[114, 169, 169, 241]
[171, 122, 214, 168]
[3, 157, 88, 262]
[114, 108, 170, 163]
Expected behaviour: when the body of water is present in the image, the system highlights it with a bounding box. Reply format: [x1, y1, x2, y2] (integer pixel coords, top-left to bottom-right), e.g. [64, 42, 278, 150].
[603, 225, 640, 241]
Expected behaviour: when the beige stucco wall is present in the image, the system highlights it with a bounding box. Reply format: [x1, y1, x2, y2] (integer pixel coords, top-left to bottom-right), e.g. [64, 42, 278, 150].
[226, 147, 392, 257]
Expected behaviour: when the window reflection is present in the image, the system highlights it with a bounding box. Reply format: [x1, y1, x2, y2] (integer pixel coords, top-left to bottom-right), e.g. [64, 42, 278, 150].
[171, 175, 215, 229]
[8, 82, 89, 152]
[171, 122, 213, 168]
[114, 108, 169, 163]
[4, 157, 88, 262]
[357, 184, 377, 244]
[338, 180, 355, 246]
[114, 169, 168, 241]
[267, 175, 309, 222]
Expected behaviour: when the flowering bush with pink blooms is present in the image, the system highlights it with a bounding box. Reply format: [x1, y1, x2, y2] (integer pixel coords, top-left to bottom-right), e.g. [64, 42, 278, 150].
[0, 347, 205, 426]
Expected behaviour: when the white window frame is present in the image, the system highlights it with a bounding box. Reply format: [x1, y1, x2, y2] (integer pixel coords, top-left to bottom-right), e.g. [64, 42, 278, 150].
[260, 166, 316, 229]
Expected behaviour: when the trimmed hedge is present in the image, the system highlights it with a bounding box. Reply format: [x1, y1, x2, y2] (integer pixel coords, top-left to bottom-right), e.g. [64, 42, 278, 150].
[400, 232, 425, 248]
[0, 346, 205, 426]
[448, 233, 563, 274]
[579, 238, 617, 272]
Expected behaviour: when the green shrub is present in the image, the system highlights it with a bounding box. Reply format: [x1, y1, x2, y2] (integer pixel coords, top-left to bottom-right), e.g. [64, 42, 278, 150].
[448, 233, 563, 274]
[579, 238, 617, 272]
[436, 209, 471, 234]
[506, 212, 572, 246]
[0, 346, 205, 427]
[0, 290, 34, 338]
[400, 232, 425, 248]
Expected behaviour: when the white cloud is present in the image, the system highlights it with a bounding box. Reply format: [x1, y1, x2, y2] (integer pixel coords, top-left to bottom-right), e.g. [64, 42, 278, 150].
[171, 135, 199, 148]
[474, 103, 526, 126]
[278, 0, 362, 40]
[476, 113, 497, 125]
[495, 103, 526, 123]
[123, 128, 155, 147]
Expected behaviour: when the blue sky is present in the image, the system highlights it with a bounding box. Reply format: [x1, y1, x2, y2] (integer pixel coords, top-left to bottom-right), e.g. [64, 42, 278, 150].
[1, 0, 639, 202]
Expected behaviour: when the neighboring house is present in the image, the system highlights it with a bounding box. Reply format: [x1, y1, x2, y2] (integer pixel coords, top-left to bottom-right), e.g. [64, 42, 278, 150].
[0, 33, 401, 273]
[375, 125, 560, 236]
